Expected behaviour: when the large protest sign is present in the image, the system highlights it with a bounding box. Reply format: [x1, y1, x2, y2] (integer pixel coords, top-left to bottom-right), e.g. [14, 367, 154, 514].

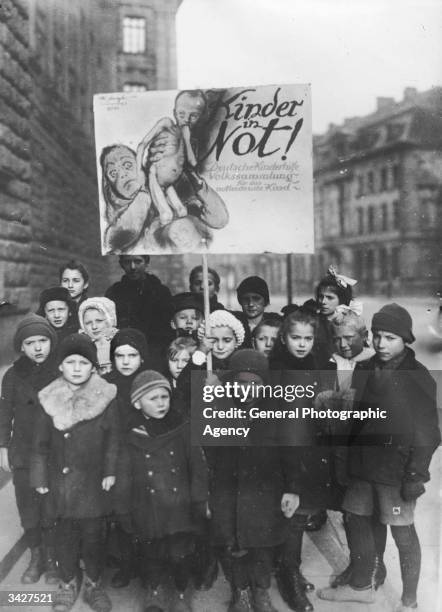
[93, 84, 313, 255]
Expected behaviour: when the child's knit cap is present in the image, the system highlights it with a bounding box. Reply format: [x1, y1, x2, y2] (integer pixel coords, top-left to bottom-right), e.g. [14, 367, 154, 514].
[38, 287, 72, 314]
[371, 303, 415, 343]
[13, 314, 57, 352]
[171, 292, 204, 316]
[110, 328, 148, 361]
[229, 348, 269, 382]
[131, 370, 171, 404]
[237, 276, 270, 306]
[78, 297, 117, 331]
[57, 333, 98, 366]
[208, 310, 245, 346]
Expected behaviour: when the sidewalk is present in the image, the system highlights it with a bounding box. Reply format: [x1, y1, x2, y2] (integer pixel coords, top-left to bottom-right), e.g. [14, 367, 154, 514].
[0, 449, 440, 611]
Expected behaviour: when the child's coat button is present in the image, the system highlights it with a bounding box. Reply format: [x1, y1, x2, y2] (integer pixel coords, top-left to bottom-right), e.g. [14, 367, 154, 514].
[169, 451, 174, 456]
[64, 433, 71, 439]
[145, 454, 150, 458]
[62, 467, 70, 474]
[172, 487, 177, 492]
[148, 471, 153, 476]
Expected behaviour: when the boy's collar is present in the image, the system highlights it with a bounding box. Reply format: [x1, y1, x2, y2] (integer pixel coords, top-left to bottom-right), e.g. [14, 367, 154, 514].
[39, 372, 116, 431]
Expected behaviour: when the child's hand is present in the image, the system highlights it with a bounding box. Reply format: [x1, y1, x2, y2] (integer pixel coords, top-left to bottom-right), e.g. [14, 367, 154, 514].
[0, 447, 10, 472]
[281, 493, 300, 518]
[205, 372, 221, 387]
[102, 476, 116, 491]
[199, 334, 215, 355]
[36, 487, 49, 495]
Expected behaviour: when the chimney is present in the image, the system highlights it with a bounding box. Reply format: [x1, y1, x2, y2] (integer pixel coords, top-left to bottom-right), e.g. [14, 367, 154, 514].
[376, 97, 395, 111]
[403, 87, 418, 101]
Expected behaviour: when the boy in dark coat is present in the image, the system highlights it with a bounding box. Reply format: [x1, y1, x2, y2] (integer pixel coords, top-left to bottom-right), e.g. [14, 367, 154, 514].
[126, 370, 209, 612]
[318, 304, 441, 611]
[208, 349, 300, 612]
[37, 287, 79, 342]
[233, 276, 280, 348]
[105, 255, 173, 361]
[103, 328, 149, 588]
[30, 334, 119, 612]
[0, 314, 59, 584]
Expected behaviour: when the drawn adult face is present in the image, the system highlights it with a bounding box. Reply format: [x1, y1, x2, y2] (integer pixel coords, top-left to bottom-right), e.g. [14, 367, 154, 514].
[174, 93, 205, 128]
[104, 146, 139, 199]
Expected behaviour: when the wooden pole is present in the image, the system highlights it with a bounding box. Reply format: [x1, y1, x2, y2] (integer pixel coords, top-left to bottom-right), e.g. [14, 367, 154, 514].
[202, 244, 212, 374]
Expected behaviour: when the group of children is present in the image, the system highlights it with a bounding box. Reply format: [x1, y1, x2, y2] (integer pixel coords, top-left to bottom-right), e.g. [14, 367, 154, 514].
[0, 257, 439, 612]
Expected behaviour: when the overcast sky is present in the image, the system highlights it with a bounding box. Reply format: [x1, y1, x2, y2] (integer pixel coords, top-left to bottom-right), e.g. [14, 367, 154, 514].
[177, 0, 442, 134]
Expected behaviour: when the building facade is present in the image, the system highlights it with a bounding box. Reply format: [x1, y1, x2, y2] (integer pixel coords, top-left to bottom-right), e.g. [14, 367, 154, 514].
[0, 0, 181, 363]
[293, 87, 442, 297]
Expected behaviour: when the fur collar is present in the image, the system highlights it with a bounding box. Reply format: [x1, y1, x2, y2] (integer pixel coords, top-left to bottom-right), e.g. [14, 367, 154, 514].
[38, 372, 117, 431]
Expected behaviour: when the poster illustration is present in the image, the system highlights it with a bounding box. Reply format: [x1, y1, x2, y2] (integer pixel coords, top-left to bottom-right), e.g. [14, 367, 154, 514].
[93, 84, 313, 255]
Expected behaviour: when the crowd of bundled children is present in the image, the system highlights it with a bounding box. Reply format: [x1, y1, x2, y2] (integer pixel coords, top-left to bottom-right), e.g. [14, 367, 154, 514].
[0, 255, 440, 612]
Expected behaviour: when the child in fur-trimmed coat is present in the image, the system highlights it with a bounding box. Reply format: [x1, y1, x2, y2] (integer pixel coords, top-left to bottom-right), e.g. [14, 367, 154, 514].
[30, 334, 119, 612]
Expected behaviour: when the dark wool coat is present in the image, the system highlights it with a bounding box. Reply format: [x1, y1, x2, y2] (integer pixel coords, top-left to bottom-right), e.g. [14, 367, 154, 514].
[105, 273, 173, 357]
[0, 355, 59, 468]
[207, 444, 298, 549]
[123, 420, 208, 541]
[30, 373, 119, 519]
[348, 348, 441, 486]
[269, 350, 336, 509]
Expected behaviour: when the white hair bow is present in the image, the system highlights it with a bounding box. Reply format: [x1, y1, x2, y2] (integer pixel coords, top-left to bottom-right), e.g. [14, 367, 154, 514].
[335, 300, 363, 317]
[328, 265, 357, 288]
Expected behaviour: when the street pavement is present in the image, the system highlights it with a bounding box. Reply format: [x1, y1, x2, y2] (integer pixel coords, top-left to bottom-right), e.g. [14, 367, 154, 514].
[0, 295, 440, 611]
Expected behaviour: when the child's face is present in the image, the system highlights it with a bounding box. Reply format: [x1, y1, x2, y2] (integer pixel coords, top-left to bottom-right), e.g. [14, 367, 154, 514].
[240, 292, 266, 320]
[283, 322, 314, 359]
[44, 300, 69, 329]
[190, 272, 217, 298]
[83, 308, 108, 339]
[59, 354, 94, 386]
[136, 387, 170, 419]
[372, 330, 405, 362]
[174, 93, 205, 128]
[253, 325, 279, 357]
[114, 344, 142, 376]
[171, 308, 202, 333]
[168, 350, 191, 380]
[61, 269, 88, 300]
[210, 325, 237, 360]
[318, 286, 340, 317]
[21, 335, 51, 364]
[333, 324, 365, 359]
[119, 255, 147, 282]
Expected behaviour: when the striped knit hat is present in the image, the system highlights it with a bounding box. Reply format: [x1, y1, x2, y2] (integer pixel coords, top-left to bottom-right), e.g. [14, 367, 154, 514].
[131, 370, 171, 404]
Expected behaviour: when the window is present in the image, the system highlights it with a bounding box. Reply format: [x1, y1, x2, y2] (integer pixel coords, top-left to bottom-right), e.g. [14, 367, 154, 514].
[379, 248, 388, 279]
[392, 200, 400, 229]
[123, 17, 146, 53]
[391, 247, 400, 277]
[357, 208, 364, 235]
[366, 250, 374, 279]
[123, 83, 148, 93]
[367, 171, 375, 194]
[381, 203, 388, 231]
[357, 175, 364, 197]
[367, 206, 375, 233]
[380, 167, 388, 191]
[392, 164, 400, 189]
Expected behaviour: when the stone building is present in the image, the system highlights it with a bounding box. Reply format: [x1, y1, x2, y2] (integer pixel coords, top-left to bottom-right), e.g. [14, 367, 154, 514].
[292, 86, 442, 297]
[0, 0, 181, 364]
